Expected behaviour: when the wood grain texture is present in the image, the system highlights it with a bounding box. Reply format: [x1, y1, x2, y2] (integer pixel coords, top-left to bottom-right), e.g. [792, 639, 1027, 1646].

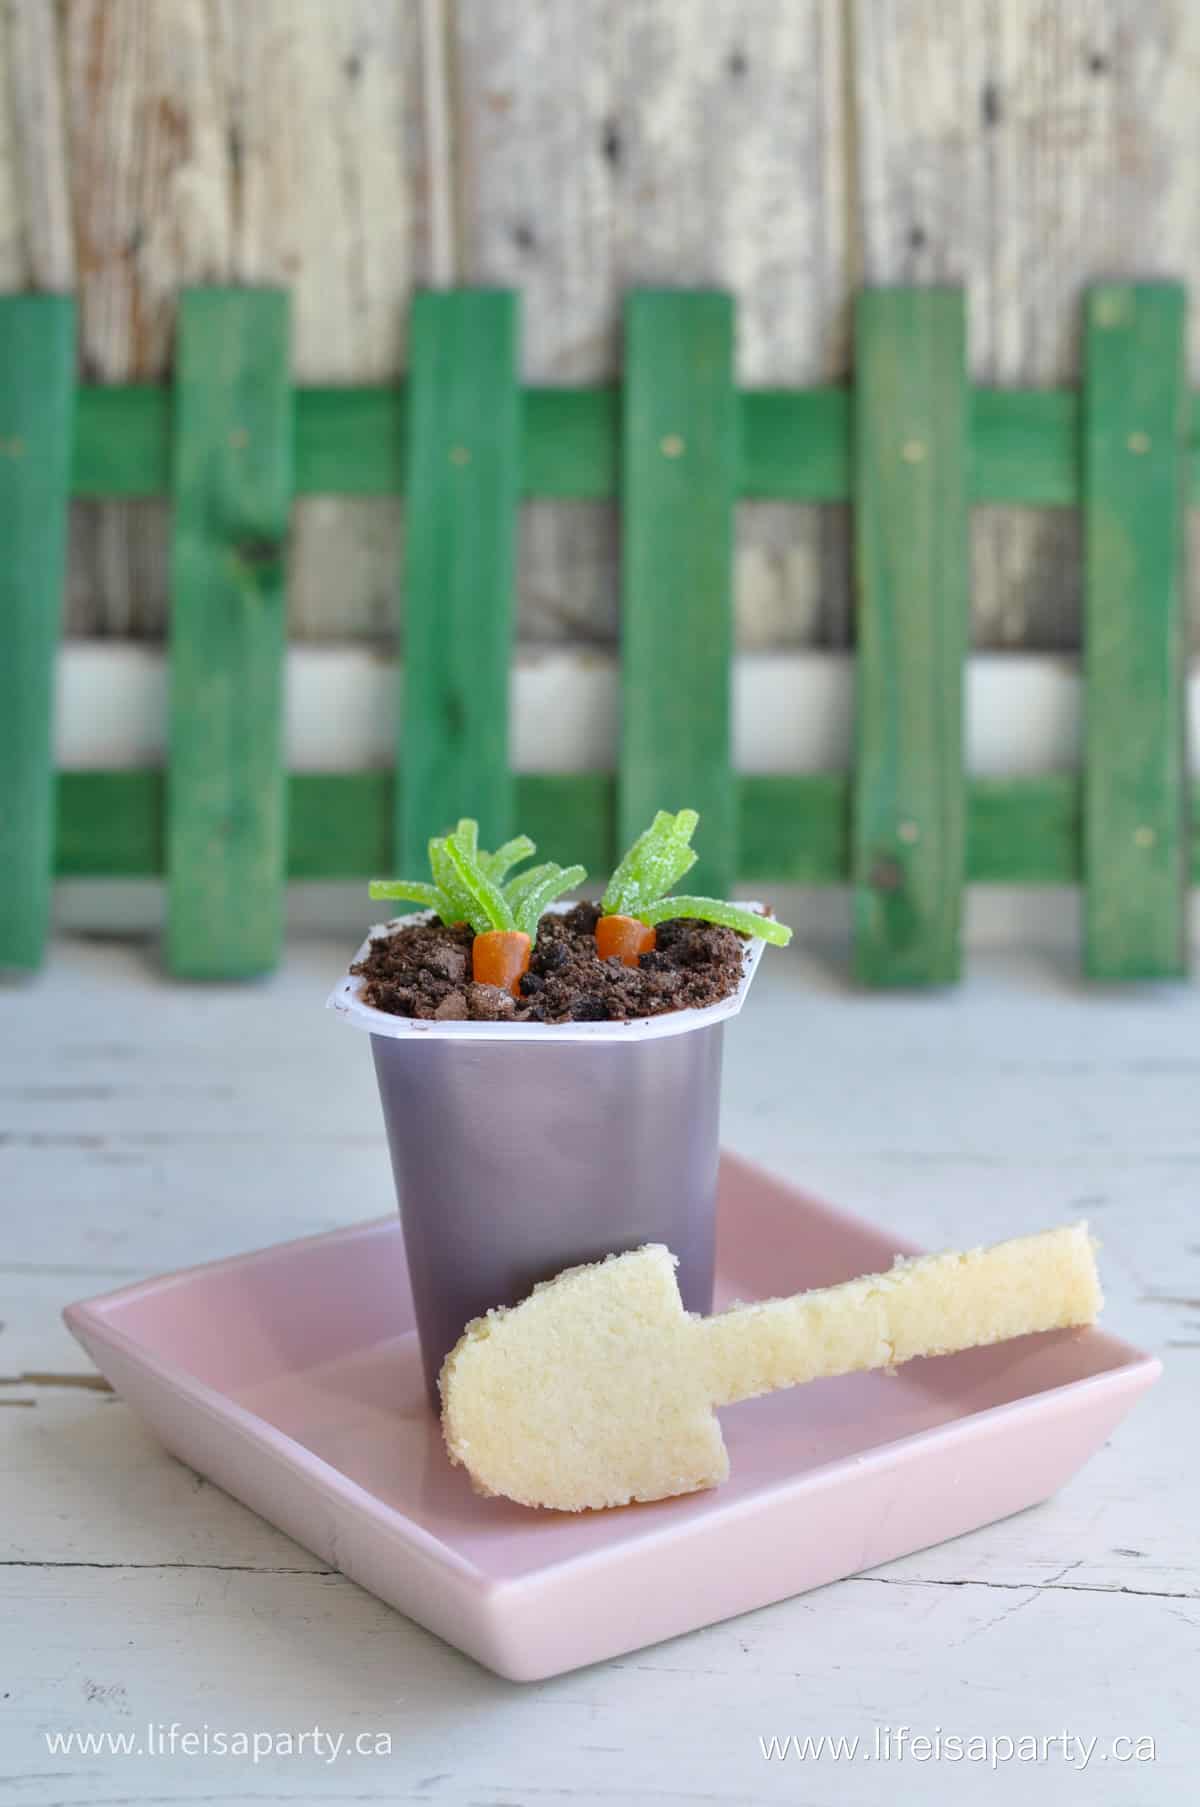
[620, 291, 737, 895]
[0, 0, 74, 290]
[166, 288, 292, 978]
[12, 0, 1200, 654]
[0, 295, 75, 970]
[853, 0, 1200, 649]
[398, 289, 521, 868]
[455, 0, 850, 647]
[1083, 284, 1189, 978]
[58, 0, 426, 641]
[852, 289, 969, 986]
[225, 0, 424, 641]
[61, 0, 231, 637]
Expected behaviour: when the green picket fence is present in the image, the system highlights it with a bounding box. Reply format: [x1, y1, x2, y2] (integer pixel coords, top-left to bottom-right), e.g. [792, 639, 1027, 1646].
[0, 283, 1191, 985]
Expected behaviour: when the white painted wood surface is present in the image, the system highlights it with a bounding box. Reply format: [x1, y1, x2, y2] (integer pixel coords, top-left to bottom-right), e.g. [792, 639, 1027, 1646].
[1, 937, 1196, 1803]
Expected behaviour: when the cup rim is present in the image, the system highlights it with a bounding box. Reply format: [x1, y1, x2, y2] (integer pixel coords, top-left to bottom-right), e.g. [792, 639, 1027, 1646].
[327, 901, 770, 1045]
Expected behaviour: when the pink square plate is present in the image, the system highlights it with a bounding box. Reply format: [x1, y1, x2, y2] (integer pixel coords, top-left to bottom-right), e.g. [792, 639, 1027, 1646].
[64, 1154, 1159, 1681]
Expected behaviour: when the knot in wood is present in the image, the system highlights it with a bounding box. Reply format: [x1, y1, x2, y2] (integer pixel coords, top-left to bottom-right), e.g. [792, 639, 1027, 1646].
[868, 857, 904, 893]
[235, 538, 282, 569]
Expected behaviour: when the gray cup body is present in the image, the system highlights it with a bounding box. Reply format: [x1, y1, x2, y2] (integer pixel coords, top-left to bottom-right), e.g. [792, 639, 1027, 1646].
[370, 1023, 724, 1407]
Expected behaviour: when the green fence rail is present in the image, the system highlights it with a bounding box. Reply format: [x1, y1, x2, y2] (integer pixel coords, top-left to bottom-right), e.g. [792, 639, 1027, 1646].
[0, 282, 1192, 985]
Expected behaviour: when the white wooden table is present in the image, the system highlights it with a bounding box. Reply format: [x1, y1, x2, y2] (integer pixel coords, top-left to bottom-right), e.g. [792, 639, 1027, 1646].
[3, 936, 1197, 1804]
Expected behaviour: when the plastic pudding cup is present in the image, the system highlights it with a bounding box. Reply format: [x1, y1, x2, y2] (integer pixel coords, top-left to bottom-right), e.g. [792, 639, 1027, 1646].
[328, 904, 767, 1409]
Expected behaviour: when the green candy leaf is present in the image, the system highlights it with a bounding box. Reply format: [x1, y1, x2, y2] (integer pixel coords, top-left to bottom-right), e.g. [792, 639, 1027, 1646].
[428, 835, 475, 924]
[443, 833, 516, 936]
[480, 835, 536, 884]
[367, 879, 452, 916]
[602, 809, 699, 916]
[511, 864, 586, 941]
[366, 820, 586, 948]
[503, 861, 558, 909]
[635, 895, 793, 945]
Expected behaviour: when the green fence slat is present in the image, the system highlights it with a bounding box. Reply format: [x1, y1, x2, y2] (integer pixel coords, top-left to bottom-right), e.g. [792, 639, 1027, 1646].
[967, 777, 1081, 883]
[73, 386, 170, 496]
[739, 390, 850, 499]
[58, 772, 165, 876]
[166, 289, 292, 978]
[1082, 284, 1189, 978]
[0, 297, 75, 971]
[56, 374, 1200, 506]
[293, 389, 406, 494]
[852, 288, 969, 986]
[294, 774, 614, 881]
[620, 291, 737, 893]
[739, 777, 850, 881]
[512, 774, 616, 877]
[399, 290, 520, 868]
[970, 390, 1078, 505]
[523, 388, 618, 497]
[56, 769, 1104, 888]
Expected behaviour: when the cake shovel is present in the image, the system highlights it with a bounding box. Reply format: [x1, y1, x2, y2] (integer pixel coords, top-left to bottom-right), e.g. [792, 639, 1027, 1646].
[439, 1224, 1101, 1512]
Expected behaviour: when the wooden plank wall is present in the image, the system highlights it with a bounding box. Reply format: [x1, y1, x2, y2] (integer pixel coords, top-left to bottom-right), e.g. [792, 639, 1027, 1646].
[4, 0, 426, 640]
[1, 0, 1199, 651]
[456, 0, 850, 648]
[855, 0, 1200, 648]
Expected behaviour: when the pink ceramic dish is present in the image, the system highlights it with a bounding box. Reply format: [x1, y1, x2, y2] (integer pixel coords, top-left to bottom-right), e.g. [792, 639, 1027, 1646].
[64, 1155, 1159, 1682]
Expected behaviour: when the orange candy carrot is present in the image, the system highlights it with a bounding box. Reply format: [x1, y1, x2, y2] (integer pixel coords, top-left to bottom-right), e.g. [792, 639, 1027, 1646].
[595, 913, 656, 967]
[472, 929, 532, 995]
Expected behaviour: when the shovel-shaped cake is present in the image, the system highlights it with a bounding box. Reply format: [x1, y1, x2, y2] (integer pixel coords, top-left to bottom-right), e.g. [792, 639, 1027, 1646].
[440, 1225, 1103, 1512]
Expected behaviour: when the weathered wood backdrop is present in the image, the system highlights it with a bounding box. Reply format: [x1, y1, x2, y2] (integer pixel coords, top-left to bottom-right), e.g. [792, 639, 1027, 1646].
[2, 0, 1197, 649]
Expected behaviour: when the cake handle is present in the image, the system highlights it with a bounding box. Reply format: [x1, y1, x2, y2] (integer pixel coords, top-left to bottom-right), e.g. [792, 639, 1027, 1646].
[697, 1225, 1103, 1408]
